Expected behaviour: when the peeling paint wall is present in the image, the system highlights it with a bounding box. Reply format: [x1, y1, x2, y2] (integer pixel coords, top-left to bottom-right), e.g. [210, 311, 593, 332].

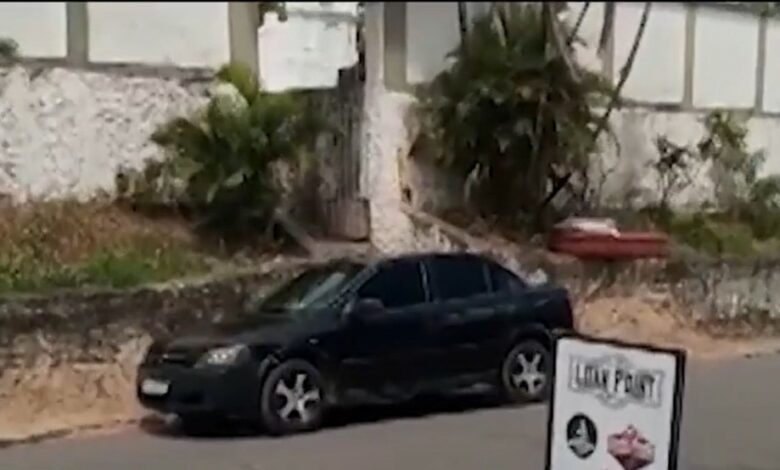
[0, 1, 362, 206]
[258, 2, 359, 92]
[359, 2, 417, 253]
[0, 66, 206, 202]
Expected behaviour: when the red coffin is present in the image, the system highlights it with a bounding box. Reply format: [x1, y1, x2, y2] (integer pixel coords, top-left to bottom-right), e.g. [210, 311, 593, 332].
[547, 228, 669, 260]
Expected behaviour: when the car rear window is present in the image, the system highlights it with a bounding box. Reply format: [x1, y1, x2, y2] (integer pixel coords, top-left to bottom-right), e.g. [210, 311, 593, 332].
[429, 255, 490, 301]
[487, 262, 526, 294]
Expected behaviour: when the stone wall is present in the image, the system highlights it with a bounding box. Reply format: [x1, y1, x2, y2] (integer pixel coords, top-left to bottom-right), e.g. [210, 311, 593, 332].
[0, 257, 312, 441]
[0, 259, 311, 369]
[0, 64, 209, 203]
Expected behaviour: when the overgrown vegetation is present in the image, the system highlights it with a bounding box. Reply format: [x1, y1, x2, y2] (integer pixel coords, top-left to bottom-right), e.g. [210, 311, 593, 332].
[646, 111, 780, 257]
[117, 62, 323, 239]
[417, 4, 616, 231]
[0, 37, 18, 64]
[0, 202, 213, 294]
[0, 61, 319, 294]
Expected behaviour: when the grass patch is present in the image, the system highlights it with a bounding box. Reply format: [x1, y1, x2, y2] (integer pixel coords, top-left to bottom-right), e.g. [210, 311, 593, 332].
[0, 201, 224, 294]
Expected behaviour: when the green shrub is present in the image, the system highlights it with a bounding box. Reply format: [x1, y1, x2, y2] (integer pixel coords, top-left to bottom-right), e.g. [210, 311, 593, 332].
[418, 5, 613, 222]
[140, 62, 323, 238]
[0, 37, 18, 63]
[649, 110, 780, 256]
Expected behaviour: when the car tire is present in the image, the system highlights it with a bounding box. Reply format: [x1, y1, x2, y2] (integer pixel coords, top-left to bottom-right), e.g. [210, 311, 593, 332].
[499, 340, 552, 404]
[260, 359, 326, 436]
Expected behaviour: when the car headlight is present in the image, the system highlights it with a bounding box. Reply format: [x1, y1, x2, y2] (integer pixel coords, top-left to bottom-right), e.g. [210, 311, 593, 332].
[195, 344, 249, 367]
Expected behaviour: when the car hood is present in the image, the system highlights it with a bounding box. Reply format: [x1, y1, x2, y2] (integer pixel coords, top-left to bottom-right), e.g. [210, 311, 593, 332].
[161, 311, 323, 353]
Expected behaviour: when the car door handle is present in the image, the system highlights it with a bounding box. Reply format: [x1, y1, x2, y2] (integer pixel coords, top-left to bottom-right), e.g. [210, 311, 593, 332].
[467, 307, 493, 317]
[439, 312, 462, 324]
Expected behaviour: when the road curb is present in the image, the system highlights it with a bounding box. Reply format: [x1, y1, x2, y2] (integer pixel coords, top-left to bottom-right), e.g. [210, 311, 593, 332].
[0, 419, 140, 449]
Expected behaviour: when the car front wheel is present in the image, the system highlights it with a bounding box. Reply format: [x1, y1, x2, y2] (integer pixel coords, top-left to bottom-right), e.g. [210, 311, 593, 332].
[260, 359, 326, 436]
[499, 340, 551, 404]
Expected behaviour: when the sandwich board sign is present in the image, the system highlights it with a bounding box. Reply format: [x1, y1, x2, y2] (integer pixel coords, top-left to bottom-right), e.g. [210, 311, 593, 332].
[545, 334, 686, 470]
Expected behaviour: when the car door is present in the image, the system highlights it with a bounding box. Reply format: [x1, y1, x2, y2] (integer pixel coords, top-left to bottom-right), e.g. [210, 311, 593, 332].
[427, 255, 504, 380]
[338, 259, 435, 398]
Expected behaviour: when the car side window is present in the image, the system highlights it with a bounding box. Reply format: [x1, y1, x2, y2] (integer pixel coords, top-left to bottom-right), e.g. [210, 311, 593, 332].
[429, 256, 490, 301]
[487, 262, 527, 294]
[357, 261, 427, 309]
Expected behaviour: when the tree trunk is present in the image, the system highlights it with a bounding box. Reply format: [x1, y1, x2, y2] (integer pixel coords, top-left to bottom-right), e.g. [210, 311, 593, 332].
[457, 2, 468, 53]
[592, 2, 651, 142]
[540, 2, 652, 211]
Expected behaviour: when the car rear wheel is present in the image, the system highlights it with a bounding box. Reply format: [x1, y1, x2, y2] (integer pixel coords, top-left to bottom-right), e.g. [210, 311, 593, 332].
[260, 359, 326, 436]
[499, 340, 551, 404]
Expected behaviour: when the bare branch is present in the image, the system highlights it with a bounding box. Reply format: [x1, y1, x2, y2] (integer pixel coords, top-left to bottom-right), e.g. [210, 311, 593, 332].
[592, 2, 651, 142]
[567, 2, 591, 45]
[539, 3, 651, 211]
[458, 2, 469, 53]
[544, 3, 581, 84]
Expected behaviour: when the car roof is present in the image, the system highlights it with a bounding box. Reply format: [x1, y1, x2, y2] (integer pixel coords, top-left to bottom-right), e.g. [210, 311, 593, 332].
[377, 251, 490, 265]
[314, 251, 493, 271]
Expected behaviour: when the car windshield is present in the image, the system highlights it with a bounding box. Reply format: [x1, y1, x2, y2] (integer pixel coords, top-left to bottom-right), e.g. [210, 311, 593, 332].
[258, 262, 365, 315]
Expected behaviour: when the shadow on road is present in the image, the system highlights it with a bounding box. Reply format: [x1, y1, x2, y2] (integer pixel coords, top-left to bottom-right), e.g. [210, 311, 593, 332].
[139, 392, 519, 441]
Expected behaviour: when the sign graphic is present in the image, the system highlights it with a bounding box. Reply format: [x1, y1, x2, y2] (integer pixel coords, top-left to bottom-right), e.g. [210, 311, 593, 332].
[566, 413, 597, 459]
[568, 354, 665, 409]
[545, 334, 686, 470]
[608, 425, 656, 470]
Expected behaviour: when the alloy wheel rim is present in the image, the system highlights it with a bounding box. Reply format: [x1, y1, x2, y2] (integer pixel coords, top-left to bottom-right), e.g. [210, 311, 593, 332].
[273, 371, 322, 424]
[509, 350, 546, 396]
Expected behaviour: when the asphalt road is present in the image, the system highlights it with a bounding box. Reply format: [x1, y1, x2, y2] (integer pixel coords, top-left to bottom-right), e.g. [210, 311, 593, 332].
[2, 354, 780, 470]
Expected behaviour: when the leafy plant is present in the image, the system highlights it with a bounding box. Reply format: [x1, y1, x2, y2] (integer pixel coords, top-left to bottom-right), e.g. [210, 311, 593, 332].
[0, 37, 18, 64]
[417, 4, 614, 227]
[648, 110, 780, 256]
[258, 2, 288, 24]
[146, 62, 323, 238]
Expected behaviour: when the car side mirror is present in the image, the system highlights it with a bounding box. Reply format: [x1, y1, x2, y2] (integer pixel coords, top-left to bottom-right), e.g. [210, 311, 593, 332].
[348, 298, 385, 323]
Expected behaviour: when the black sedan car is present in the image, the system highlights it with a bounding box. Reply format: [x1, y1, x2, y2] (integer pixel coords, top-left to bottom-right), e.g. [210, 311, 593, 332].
[137, 252, 574, 435]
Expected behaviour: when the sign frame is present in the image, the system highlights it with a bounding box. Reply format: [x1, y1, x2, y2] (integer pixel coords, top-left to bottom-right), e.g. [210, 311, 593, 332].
[544, 332, 687, 470]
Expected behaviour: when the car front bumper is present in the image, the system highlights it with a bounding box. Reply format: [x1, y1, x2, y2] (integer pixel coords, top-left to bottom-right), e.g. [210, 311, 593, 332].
[136, 359, 271, 418]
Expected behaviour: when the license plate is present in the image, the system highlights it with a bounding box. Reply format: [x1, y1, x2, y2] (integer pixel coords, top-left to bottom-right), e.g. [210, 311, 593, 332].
[141, 379, 170, 396]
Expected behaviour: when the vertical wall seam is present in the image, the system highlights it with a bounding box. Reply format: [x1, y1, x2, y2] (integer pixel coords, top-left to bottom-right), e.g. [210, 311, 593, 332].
[228, 2, 260, 77]
[602, 5, 615, 82]
[682, 3, 697, 109]
[66, 2, 89, 65]
[755, 14, 768, 112]
[383, 2, 407, 92]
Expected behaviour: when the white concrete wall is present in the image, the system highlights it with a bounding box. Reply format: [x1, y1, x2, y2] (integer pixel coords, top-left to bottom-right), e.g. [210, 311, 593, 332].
[0, 2, 67, 58]
[378, 2, 780, 215]
[763, 20, 780, 113]
[360, 2, 418, 253]
[595, 109, 780, 209]
[693, 8, 758, 108]
[258, 2, 359, 92]
[566, 2, 605, 74]
[614, 2, 687, 103]
[87, 2, 231, 67]
[406, 2, 460, 85]
[0, 66, 205, 202]
[403, 2, 491, 85]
